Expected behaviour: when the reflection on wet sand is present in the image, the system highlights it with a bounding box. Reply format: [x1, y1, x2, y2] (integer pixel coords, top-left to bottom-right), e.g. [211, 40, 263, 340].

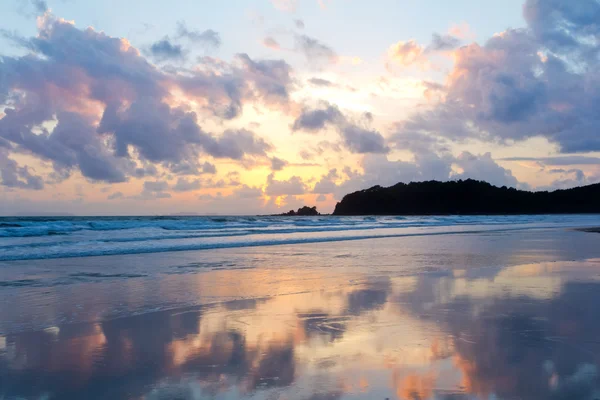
[3, 231, 600, 399]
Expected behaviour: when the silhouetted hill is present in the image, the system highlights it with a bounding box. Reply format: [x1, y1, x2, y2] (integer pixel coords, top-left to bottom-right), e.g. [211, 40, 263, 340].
[332, 180, 600, 215]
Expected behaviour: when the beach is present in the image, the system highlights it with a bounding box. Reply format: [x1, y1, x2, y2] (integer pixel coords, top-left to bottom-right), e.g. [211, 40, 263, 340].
[1, 216, 600, 399]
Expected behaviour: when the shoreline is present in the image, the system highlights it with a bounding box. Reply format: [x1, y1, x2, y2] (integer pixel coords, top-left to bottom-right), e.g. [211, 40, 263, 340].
[577, 227, 600, 233]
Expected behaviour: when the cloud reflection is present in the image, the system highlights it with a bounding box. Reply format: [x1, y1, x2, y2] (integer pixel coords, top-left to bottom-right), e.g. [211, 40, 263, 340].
[3, 257, 600, 399]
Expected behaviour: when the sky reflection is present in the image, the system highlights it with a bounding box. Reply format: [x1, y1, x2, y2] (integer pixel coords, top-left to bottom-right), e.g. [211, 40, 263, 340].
[2, 233, 600, 399]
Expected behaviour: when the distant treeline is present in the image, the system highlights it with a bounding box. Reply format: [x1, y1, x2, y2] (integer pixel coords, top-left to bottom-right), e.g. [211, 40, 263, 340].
[333, 179, 600, 215]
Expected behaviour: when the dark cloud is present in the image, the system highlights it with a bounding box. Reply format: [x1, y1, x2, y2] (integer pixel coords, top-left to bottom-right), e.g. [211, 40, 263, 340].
[295, 34, 337, 64]
[31, 0, 48, 14]
[500, 156, 600, 166]
[292, 103, 388, 154]
[389, 129, 449, 154]
[341, 125, 389, 154]
[308, 77, 334, 87]
[0, 149, 44, 190]
[178, 53, 293, 119]
[149, 37, 185, 60]
[107, 191, 124, 200]
[176, 22, 221, 48]
[98, 98, 205, 165]
[396, 0, 600, 153]
[292, 104, 343, 132]
[201, 161, 217, 174]
[0, 15, 285, 187]
[203, 129, 272, 160]
[523, 0, 600, 56]
[235, 53, 293, 106]
[428, 33, 461, 51]
[134, 164, 159, 178]
[143, 180, 169, 192]
[172, 177, 201, 192]
[270, 157, 288, 171]
[294, 19, 305, 29]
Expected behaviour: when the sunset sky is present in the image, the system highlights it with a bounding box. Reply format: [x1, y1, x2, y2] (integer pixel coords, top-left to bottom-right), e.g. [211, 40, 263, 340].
[1, 0, 599, 215]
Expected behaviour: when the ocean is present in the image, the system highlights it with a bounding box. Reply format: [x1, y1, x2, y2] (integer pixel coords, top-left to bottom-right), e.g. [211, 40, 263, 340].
[2, 215, 600, 399]
[1, 214, 599, 261]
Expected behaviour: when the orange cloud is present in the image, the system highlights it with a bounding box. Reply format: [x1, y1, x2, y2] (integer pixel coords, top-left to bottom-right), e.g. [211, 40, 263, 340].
[387, 40, 425, 66]
[385, 40, 432, 71]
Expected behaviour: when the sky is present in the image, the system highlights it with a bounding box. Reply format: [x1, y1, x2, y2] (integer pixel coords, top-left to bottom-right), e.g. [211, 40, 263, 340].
[1, 0, 600, 215]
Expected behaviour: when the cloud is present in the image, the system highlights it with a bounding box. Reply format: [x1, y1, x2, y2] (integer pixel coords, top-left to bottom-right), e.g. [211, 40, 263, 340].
[0, 15, 285, 186]
[312, 149, 521, 199]
[179, 53, 294, 119]
[143, 180, 169, 192]
[429, 33, 462, 51]
[172, 177, 201, 192]
[341, 125, 389, 154]
[265, 173, 307, 196]
[395, 0, 600, 153]
[271, 0, 297, 12]
[202, 129, 272, 159]
[236, 184, 264, 198]
[500, 156, 600, 166]
[31, 0, 48, 14]
[294, 19, 305, 29]
[538, 168, 599, 191]
[14, 0, 48, 17]
[308, 78, 334, 87]
[292, 104, 344, 132]
[176, 22, 221, 48]
[107, 191, 124, 200]
[134, 164, 159, 178]
[313, 169, 339, 194]
[201, 162, 217, 174]
[149, 37, 185, 60]
[295, 34, 337, 64]
[139, 180, 171, 198]
[0, 149, 44, 190]
[263, 36, 281, 50]
[386, 32, 462, 69]
[270, 157, 288, 171]
[292, 103, 389, 154]
[453, 152, 519, 188]
[386, 40, 425, 67]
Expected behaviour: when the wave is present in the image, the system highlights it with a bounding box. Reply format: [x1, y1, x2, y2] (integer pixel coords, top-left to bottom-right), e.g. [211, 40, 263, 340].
[0, 224, 587, 261]
[0, 215, 598, 261]
[0, 215, 554, 238]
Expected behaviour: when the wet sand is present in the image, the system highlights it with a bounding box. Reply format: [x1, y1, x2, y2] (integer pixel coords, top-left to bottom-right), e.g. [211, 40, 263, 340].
[2, 227, 600, 399]
[577, 227, 600, 233]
